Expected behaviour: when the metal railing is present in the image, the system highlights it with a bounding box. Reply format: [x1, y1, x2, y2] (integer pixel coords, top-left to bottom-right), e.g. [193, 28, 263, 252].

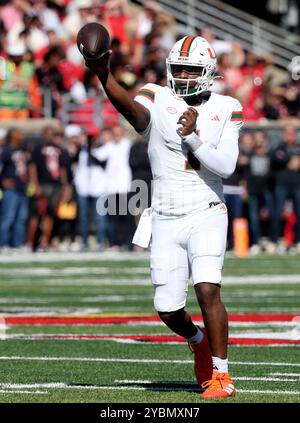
[132, 0, 300, 70]
[60, 93, 103, 129]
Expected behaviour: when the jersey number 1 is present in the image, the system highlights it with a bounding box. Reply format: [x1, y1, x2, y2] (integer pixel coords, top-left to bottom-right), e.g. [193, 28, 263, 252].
[185, 150, 201, 171]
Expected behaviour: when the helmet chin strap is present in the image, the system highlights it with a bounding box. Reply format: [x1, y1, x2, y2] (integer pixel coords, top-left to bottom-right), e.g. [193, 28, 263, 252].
[183, 89, 211, 106]
[184, 94, 203, 106]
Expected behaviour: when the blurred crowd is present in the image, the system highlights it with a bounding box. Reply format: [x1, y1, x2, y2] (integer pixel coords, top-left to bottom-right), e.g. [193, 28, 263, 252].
[0, 0, 299, 122]
[224, 126, 300, 255]
[1, 123, 300, 255]
[0, 0, 300, 255]
[0, 123, 152, 252]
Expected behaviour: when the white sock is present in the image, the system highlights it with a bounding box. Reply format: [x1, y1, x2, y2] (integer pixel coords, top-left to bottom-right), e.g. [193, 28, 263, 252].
[212, 356, 228, 373]
[187, 327, 204, 344]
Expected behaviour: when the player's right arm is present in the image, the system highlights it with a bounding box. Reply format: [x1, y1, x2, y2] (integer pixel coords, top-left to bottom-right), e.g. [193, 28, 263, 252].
[84, 51, 150, 133]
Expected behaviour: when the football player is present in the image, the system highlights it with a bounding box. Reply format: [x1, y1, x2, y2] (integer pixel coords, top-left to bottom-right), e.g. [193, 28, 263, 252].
[85, 35, 243, 399]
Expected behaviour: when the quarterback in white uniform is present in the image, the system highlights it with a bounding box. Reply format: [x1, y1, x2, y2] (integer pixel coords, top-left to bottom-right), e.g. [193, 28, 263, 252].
[85, 34, 243, 399]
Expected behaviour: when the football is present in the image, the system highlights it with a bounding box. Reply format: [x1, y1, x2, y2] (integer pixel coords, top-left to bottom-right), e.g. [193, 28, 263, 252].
[77, 22, 110, 59]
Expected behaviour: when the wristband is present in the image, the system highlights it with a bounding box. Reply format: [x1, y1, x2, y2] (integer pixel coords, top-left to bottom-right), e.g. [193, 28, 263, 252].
[182, 131, 203, 151]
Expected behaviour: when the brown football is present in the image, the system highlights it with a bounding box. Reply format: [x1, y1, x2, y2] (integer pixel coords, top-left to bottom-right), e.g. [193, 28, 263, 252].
[77, 22, 110, 59]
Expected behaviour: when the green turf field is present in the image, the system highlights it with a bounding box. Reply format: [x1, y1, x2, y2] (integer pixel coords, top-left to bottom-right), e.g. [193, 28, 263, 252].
[0, 253, 299, 403]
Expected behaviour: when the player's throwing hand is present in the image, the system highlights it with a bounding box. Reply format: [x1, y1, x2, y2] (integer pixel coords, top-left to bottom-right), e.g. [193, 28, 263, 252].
[177, 107, 199, 137]
[85, 50, 112, 78]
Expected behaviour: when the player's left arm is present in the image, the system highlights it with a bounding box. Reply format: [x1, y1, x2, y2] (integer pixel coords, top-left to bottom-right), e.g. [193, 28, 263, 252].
[178, 103, 243, 178]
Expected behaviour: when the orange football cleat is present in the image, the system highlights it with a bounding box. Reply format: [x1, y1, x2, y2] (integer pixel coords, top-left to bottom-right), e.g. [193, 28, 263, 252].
[201, 371, 236, 398]
[189, 327, 213, 386]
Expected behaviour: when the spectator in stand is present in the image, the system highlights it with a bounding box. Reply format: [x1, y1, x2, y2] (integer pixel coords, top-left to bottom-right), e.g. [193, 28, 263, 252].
[131, 0, 174, 74]
[109, 37, 137, 90]
[0, 42, 42, 119]
[214, 52, 243, 95]
[68, 68, 104, 136]
[264, 79, 300, 120]
[62, 0, 100, 39]
[0, 128, 6, 169]
[199, 27, 245, 67]
[34, 0, 66, 39]
[0, 127, 7, 173]
[236, 52, 266, 121]
[223, 131, 253, 251]
[0, 128, 29, 251]
[56, 183, 78, 251]
[264, 87, 288, 120]
[105, 0, 130, 54]
[98, 125, 132, 250]
[246, 131, 275, 255]
[129, 135, 152, 209]
[35, 29, 66, 67]
[70, 125, 110, 251]
[35, 45, 67, 118]
[19, 14, 49, 54]
[128, 135, 152, 250]
[0, 128, 6, 218]
[141, 30, 169, 81]
[282, 78, 300, 119]
[271, 126, 300, 253]
[0, 0, 31, 33]
[27, 125, 68, 251]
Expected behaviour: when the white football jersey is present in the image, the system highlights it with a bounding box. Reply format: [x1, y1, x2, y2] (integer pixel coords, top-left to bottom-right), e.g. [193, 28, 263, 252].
[134, 83, 243, 216]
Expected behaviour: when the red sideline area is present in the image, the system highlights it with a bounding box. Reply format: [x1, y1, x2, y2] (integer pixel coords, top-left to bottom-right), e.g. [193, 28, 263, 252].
[4, 313, 299, 325]
[19, 334, 300, 345]
[3, 314, 299, 345]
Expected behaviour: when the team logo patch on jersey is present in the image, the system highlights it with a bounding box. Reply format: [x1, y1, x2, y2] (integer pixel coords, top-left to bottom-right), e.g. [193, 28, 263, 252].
[166, 106, 178, 114]
[231, 111, 243, 121]
[136, 88, 155, 103]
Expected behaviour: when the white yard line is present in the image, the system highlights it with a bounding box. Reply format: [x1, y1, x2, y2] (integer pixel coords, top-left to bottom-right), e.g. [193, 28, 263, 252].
[0, 268, 149, 276]
[0, 250, 299, 263]
[3, 279, 151, 286]
[3, 267, 300, 288]
[0, 382, 300, 396]
[2, 275, 300, 286]
[0, 296, 298, 305]
[128, 321, 300, 328]
[234, 376, 299, 381]
[269, 373, 300, 377]
[0, 251, 150, 263]
[0, 295, 151, 304]
[229, 331, 300, 340]
[116, 375, 300, 382]
[237, 389, 300, 395]
[1, 383, 67, 388]
[0, 356, 299, 367]
[0, 390, 47, 394]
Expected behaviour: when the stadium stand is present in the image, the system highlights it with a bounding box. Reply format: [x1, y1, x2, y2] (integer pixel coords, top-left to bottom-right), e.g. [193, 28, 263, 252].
[0, 0, 300, 255]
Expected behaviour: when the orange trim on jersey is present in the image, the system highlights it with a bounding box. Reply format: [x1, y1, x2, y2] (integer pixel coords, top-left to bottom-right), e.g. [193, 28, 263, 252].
[179, 36, 196, 57]
[231, 111, 243, 121]
[136, 88, 155, 103]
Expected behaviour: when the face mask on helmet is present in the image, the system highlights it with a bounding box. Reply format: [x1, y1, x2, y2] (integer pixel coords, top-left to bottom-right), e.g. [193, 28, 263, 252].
[166, 36, 217, 99]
